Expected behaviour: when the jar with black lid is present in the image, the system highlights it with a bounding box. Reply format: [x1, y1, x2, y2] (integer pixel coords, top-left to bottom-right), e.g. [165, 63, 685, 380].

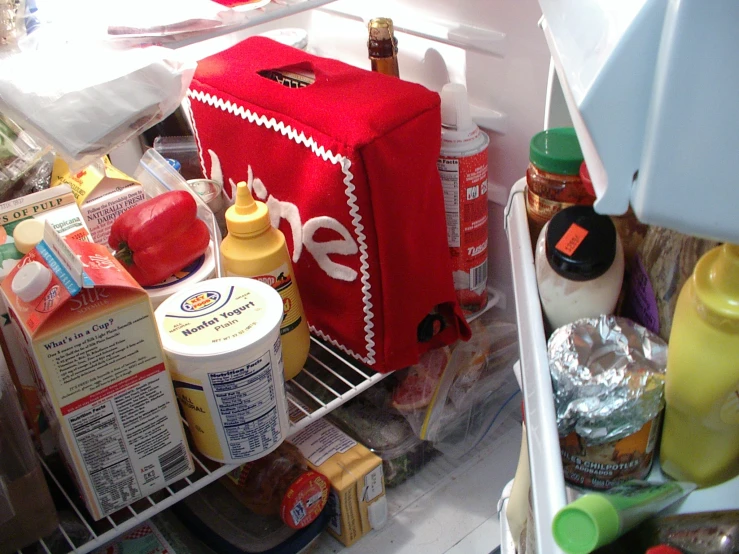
[534, 205, 624, 332]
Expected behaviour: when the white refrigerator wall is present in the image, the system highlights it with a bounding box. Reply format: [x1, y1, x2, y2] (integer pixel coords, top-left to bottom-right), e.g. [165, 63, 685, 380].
[245, 0, 551, 319]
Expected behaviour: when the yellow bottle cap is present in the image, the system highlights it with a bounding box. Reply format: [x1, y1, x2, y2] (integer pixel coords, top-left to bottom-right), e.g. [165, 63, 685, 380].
[225, 181, 270, 236]
[694, 243, 739, 319]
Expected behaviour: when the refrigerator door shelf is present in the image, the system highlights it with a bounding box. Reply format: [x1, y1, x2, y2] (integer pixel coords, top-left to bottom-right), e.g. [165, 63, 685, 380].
[504, 180, 566, 554]
[504, 178, 739, 553]
[539, 0, 739, 244]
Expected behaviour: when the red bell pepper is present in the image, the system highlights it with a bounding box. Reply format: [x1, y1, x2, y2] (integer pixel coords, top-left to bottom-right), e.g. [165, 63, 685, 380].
[109, 190, 210, 286]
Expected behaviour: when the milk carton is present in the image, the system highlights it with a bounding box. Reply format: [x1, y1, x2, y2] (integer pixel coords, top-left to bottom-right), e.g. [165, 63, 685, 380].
[0, 226, 193, 519]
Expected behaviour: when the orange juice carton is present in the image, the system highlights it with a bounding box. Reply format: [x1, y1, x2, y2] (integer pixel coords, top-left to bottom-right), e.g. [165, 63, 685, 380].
[289, 417, 387, 546]
[0, 184, 92, 453]
[52, 157, 146, 246]
[0, 224, 193, 520]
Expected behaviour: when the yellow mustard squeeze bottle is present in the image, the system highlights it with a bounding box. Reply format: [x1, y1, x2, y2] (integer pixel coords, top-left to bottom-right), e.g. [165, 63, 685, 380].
[659, 243, 739, 487]
[221, 182, 310, 379]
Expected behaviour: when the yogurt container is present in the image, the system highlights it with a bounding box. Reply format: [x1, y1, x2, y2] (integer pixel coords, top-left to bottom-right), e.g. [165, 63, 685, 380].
[155, 277, 289, 464]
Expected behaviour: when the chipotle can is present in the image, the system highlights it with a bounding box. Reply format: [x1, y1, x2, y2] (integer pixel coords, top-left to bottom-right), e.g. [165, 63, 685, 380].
[548, 315, 667, 490]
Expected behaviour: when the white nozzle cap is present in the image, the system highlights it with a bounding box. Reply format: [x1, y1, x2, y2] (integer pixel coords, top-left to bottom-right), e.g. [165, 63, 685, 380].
[367, 496, 388, 529]
[441, 83, 474, 132]
[11, 261, 52, 303]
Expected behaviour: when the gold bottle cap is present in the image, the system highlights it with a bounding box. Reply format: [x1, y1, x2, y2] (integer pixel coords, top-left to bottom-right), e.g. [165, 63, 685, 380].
[368, 17, 398, 58]
[368, 17, 395, 41]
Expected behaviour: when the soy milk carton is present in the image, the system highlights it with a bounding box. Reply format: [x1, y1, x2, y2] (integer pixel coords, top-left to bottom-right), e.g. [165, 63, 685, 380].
[0, 226, 193, 520]
[0, 184, 92, 453]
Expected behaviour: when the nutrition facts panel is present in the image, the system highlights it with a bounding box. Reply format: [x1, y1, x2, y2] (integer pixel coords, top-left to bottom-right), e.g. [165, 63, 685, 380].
[69, 402, 140, 515]
[438, 157, 461, 248]
[209, 351, 283, 459]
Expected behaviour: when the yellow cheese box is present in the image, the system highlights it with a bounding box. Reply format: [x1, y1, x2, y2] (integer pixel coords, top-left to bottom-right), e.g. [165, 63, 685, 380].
[0, 226, 193, 520]
[52, 157, 146, 245]
[289, 417, 387, 546]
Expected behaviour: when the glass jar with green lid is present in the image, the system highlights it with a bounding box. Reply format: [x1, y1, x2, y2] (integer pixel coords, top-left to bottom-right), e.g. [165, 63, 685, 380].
[525, 127, 595, 243]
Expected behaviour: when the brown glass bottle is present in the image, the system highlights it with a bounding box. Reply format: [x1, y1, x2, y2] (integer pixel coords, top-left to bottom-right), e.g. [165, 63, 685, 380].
[368, 17, 399, 77]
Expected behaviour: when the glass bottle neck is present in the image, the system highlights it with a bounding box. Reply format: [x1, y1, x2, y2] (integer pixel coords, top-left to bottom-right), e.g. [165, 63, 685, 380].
[370, 56, 399, 77]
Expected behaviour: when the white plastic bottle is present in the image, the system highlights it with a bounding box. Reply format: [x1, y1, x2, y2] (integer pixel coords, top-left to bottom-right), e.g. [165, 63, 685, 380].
[535, 205, 624, 331]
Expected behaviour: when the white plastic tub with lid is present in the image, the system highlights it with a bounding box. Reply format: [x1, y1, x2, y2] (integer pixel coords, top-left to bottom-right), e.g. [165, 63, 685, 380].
[155, 276, 289, 464]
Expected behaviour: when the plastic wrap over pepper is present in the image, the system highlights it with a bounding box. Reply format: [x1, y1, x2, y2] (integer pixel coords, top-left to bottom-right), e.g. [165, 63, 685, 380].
[548, 315, 668, 446]
[109, 190, 209, 286]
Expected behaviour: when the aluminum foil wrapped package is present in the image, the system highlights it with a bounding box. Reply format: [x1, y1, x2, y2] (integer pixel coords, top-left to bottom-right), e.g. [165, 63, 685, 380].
[548, 315, 668, 446]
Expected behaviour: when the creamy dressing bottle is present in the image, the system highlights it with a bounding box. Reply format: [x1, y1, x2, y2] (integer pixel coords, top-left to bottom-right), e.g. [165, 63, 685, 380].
[535, 205, 624, 332]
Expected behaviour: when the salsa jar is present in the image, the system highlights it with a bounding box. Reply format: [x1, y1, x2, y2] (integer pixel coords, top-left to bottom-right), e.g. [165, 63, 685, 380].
[526, 127, 594, 243]
[221, 442, 330, 529]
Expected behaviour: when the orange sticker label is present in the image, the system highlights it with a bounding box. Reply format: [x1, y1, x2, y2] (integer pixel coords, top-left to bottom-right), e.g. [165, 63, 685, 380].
[555, 223, 588, 256]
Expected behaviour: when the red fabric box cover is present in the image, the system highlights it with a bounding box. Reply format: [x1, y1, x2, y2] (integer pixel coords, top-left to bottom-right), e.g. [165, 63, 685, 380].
[187, 37, 469, 372]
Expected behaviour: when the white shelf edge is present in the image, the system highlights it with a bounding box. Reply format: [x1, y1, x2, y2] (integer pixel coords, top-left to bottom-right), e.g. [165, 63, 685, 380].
[38, 336, 390, 554]
[317, 5, 507, 57]
[173, 0, 338, 61]
[504, 178, 566, 554]
[498, 480, 516, 554]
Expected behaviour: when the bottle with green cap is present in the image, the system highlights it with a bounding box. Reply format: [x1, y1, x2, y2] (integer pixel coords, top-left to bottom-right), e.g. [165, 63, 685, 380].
[525, 127, 594, 245]
[552, 480, 695, 554]
[220, 181, 310, 380]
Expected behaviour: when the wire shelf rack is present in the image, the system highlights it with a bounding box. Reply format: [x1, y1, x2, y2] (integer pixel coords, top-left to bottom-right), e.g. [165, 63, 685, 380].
[28, 337, 388, 554]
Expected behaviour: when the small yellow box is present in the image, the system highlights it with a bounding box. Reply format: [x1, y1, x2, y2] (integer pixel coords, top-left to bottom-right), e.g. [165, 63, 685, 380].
[289, 418, 387, 546]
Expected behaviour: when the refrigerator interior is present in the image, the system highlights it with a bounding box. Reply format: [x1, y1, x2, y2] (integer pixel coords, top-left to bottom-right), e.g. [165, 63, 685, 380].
[8, 0, 739, 553]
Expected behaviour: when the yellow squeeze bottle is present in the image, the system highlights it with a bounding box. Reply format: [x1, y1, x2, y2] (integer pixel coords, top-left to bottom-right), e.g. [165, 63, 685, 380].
[659, 243, 739, 487]
[221, 182, 310, 379]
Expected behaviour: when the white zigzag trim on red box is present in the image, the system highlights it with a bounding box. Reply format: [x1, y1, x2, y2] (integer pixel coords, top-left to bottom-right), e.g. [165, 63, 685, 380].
[187, 88, 376, 366]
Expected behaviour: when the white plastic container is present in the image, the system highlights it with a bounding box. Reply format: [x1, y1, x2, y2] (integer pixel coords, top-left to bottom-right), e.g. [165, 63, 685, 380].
[155, 277, 289, 464]
[534, 205, 624, 331]
[144, 241, 216, 309]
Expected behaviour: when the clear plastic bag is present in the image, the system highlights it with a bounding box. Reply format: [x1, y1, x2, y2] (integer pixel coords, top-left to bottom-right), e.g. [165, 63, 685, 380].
[0, 45, 195, 171]
[392, 310, 521, 458]
[19, 0, 252, 48]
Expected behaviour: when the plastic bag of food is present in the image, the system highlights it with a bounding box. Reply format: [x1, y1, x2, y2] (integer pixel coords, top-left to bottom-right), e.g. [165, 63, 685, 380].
[0, 112, 47, 191]
[326, 383, 438, 488]
[392, 310, 521, 457]
[0, 44, 196, 170]
[19, 0, 252, 48]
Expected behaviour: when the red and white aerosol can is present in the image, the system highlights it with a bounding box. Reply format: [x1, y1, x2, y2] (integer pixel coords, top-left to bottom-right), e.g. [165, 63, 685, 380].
[437, 83, 490, 314]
